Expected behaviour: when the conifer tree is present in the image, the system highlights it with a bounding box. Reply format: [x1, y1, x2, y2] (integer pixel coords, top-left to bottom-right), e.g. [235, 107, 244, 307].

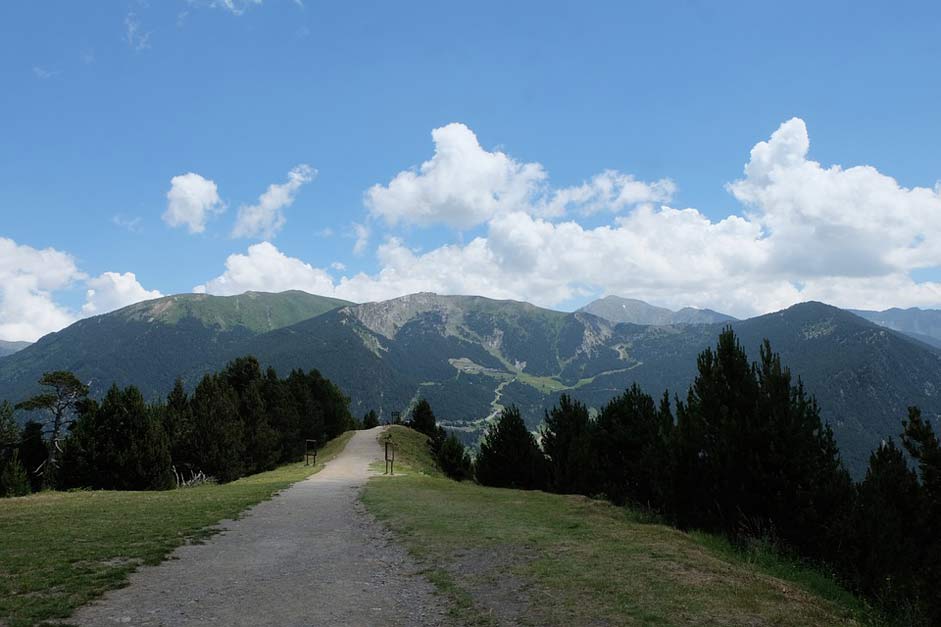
[901, 406, 941, 621]
[476, 406, 546, 490]
[16, 371, 88, 487]
[851, 439, 922, 612]
[437, 433, 473, 481]
[191, 373, 245, 482]
[408, 399, 438, 438]
[673, 329, 852, 555]
[362, 409, 380, 429]
[61, 384, 173, 490]
[18, 421, 46, 492]
[541, 394, 594, 495]
[593, 385, 672, 508]
[0, 450, 30, 497]
[164, 378, 197, 473]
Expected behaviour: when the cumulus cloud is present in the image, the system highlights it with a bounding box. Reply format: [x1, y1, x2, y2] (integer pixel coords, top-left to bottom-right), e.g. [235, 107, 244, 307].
[198, 118, 941, 317]
[82, 272, 162, 316]
[538, 170, 676, 217]
[728, 117, 941, 279]
[194, 241, 335, 296]
[0, 238, 83, 342]
[366, 123, 545, 229]
[366, 123, 675, 229]
[232, 165, 315, 239]
[163, 173, 225, 234]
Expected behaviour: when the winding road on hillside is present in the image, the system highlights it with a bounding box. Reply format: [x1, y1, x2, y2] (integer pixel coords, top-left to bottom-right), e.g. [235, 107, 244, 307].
[72, 427, 448, 626]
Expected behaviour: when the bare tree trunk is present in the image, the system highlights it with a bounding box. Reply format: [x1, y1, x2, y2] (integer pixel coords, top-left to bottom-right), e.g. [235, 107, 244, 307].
[44, 407, 64, 489]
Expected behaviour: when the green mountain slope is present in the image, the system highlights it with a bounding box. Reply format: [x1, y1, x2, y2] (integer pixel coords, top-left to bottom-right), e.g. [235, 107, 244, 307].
[0, 291, 350, 403]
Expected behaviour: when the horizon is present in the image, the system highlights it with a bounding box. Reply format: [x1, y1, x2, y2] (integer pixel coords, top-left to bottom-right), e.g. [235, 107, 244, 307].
[11, 286, 935, 347]
[3, 1, 941, 342]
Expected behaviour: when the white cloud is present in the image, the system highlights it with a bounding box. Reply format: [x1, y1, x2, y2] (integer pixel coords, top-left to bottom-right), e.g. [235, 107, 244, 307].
[537, 169, 676, 217]
[366, 123, 547, 229]
[366, 122, 675, 229]
[0, 238, 84, 342]
[205, 0, 265, 15]
[32, 66, 57, 80]
[352, 222, 370, 255]
[163, 172, 225, 234]
[728, 117, 941, 280]
[194, 241, 336, 296]
[124, 13, 151, 51]
[198, 118, 941, 317]
[112, 214, 143, 233]
[232, 164, 315, 239]
[82, 272, 162, 316]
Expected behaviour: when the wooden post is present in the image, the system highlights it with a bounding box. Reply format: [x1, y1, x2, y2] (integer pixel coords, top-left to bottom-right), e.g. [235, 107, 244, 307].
[384, 437, 396, 475]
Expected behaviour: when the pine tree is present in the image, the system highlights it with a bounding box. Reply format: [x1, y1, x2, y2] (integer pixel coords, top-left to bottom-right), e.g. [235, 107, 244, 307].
[0, 401, 22, 496]
[0, 450, 30, 497]
[850, 439, 922, 613]
[61, 385, 173, 490]
[593, 385, 672, 509]
[475, 406, 546, 490]
[242, 381, 279, 474]
[191, 373, 245, 483]
[672, 329, 852, 555]
[362, 409, 380, 429]
[164, 378, 197, 473]
[901, 406, 941, 622]
[15, 371, 88, 488]
[18, 421, 47, 492]
[541, 394, 594, 495]
[409, 399, 438, 438]
[437, 433, 473, 481]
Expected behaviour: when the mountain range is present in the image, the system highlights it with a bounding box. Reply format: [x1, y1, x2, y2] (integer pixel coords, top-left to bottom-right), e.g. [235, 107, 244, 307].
[1, 290, 940, 476]
[578, 295, 736, 325]
[850, 307, 941, 349]
[0, 340, 31, 358]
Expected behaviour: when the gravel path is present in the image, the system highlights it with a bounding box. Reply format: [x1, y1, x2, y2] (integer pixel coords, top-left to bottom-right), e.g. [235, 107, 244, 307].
[72, 427, 449, 626]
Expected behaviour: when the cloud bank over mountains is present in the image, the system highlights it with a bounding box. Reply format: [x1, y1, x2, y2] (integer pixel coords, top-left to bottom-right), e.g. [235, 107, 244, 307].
[199, 118, 941, 315]
[3, 118, 941, 341]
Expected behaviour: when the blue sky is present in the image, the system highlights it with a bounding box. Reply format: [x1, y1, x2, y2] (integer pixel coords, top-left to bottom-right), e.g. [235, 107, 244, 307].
[2, 0, 941, 341]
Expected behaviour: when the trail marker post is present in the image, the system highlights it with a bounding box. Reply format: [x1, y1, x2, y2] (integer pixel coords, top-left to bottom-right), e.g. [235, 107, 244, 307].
[305, 439, 317, 466]
[383, 436, 396, 475]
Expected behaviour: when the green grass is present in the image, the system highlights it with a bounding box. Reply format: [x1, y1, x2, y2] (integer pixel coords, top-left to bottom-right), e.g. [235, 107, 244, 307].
[375, 425, 443, 476]
[0, 431, 353, 627]
[363, 429, 872, 626]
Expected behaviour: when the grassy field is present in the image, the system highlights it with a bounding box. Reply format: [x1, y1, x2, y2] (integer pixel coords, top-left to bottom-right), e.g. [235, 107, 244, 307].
[0, 431, 353, 627]
[363, 427, 872, 626]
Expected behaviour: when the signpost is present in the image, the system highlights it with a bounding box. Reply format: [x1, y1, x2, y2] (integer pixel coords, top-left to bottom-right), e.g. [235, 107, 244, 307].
[383, 435, 396, 475]
[304, 439, 317, 466]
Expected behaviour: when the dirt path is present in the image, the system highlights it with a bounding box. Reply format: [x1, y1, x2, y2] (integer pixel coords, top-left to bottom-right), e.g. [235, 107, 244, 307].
[72, 427, 448, 626]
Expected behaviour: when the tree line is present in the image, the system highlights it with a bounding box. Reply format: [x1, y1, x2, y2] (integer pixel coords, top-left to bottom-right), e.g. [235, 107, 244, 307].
[460, 328, 941, 623]
[0, 356, 355, 493]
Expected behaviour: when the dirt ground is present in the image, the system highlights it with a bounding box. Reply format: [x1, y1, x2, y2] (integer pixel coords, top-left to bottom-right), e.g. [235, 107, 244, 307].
[71, 427, 449, 626]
